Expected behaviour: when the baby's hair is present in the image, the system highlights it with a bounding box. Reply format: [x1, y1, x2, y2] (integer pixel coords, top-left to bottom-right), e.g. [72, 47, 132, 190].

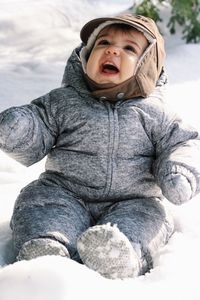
[98, 23, 138, 35]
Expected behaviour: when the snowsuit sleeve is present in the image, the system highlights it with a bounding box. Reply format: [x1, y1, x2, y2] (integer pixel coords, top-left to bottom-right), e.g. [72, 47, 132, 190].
[152, 102, 200, 205]
[0, 93, 57, 166]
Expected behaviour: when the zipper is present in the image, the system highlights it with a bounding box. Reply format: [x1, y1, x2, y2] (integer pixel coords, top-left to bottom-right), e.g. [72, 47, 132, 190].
[103, 101, 121, 198]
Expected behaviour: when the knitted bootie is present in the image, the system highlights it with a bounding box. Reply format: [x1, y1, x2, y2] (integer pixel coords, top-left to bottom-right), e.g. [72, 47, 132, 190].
[17, 238, 70, 261]
[77, 224, 141, 279]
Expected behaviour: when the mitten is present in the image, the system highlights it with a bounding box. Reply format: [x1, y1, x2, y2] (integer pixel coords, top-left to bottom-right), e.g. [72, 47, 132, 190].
[158, 165, 196, 205]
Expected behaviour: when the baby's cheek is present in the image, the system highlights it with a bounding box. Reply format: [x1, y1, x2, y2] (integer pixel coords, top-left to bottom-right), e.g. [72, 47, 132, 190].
[122, 57, 137, 78]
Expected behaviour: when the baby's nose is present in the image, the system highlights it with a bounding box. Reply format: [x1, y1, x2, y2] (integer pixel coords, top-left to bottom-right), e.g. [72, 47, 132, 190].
[105, 46, 120, 56]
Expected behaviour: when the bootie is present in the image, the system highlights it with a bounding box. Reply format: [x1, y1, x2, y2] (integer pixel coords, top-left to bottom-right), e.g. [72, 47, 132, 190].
[77, 223, 141, 279]
[17, 238, 70, 261]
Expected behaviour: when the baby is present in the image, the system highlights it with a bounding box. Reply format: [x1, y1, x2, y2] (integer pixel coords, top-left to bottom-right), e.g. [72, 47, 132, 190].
[0, 14, 200, 280]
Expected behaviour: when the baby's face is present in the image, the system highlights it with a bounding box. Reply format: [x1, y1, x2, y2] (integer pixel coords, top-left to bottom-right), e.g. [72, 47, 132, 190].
[86, 26, 148, 85]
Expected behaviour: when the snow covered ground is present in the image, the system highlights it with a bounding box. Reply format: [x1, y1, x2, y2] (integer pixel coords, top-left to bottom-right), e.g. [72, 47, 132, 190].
[0, 1, 200, 299]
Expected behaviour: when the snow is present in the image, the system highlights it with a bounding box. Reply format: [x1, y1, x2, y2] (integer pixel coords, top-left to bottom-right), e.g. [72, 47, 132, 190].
[0, 1, 200, 299]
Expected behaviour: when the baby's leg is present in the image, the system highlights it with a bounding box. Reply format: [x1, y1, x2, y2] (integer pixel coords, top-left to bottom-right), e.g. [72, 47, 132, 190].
[11, 180, 91, 261]
[77, 198, 174, 278]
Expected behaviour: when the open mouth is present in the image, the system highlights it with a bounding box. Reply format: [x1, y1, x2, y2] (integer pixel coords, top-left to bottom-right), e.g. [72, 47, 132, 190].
[101, 63, 119, 74]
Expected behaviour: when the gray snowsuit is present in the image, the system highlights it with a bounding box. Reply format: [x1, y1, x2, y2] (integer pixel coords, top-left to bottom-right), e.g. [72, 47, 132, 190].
[1, 45, 200, 271]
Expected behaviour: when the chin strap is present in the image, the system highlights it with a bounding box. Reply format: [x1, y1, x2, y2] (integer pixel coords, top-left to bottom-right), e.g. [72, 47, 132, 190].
[83, 73, 143, 102]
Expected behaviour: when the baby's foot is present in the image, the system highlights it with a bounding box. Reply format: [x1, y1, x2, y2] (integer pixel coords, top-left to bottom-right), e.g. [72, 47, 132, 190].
[17, 238, 70, 261]
[77, 223, 141, 279]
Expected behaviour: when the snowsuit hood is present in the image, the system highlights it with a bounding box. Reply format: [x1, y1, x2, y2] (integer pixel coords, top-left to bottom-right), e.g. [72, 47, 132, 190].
[78, 14, 166, 101]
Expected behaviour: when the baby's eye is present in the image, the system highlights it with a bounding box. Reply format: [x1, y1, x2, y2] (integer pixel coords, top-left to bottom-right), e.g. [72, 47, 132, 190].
[97, 39, 110, 46]
[124, 45, 137, 53]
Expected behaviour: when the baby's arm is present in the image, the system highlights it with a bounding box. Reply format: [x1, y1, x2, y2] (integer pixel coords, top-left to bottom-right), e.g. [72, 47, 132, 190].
[153, 108, 200, 205]
[0, 93, 57, 166]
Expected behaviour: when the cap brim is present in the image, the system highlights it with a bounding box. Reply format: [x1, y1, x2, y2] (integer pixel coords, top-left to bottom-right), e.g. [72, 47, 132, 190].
[80, 17, 113, 44]
[80, 16, 155, 44]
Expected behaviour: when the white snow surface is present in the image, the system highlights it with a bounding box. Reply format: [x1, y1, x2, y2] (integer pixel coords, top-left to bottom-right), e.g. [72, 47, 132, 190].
[0, 1, 200, 299]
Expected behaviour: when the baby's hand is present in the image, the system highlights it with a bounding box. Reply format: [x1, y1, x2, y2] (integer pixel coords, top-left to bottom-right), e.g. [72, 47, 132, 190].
[158, 165, 196, 205]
